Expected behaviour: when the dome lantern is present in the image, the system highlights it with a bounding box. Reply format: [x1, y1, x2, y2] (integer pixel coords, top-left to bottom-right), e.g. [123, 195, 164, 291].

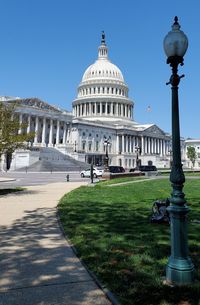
[98, 31, 108, 59]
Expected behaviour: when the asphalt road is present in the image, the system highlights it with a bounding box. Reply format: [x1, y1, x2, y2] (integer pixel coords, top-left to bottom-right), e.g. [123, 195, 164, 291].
[0, 171, 92, 188]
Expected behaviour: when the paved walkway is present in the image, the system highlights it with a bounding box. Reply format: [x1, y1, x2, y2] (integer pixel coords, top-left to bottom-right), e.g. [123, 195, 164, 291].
[0, 182, 112, 305]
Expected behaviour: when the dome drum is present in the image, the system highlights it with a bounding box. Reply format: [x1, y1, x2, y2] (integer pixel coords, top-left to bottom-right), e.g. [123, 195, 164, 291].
[77, 84, 129, 98]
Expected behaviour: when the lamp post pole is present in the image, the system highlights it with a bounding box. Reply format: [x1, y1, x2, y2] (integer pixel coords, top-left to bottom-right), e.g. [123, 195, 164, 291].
[164, 17, 194, 285]
[104, 138, 110, 172]
[74, 141, 77, 152]
[135, 146, 140, 169]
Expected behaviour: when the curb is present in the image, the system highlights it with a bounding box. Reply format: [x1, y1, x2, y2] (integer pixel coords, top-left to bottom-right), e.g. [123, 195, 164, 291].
[0, 179, 16, 183]
[56, 209, 122, 305]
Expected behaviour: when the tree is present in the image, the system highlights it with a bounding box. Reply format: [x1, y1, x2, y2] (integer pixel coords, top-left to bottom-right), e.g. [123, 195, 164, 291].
[0, 102, 35, 159]
[186, 146, 197, 168]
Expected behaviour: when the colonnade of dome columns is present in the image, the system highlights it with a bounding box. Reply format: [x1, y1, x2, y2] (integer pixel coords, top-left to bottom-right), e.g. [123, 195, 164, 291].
[17, 113, 71, 147]
[73, 102, 133, 119]
[78, 85, 128, 97]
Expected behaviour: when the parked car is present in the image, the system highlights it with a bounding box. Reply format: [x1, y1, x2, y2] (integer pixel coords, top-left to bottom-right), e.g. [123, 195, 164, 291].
[109, 166, 125, 173]
[129, 165, 157, 172]
[80, 167, 104, 178]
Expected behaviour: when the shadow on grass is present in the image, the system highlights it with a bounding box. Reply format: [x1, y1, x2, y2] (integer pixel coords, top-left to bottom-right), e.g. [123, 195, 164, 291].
[58, 182, 200, 305]
[0, 188, 24, 196]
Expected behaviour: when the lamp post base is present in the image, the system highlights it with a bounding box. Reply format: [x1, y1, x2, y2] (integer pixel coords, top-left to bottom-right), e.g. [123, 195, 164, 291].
[166, 257, 194, 285]
[166, 204, 195, 285]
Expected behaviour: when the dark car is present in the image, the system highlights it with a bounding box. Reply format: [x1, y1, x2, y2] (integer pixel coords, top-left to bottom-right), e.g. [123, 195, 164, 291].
[129, 165, 157, 172]
[109, 166, 125, 173]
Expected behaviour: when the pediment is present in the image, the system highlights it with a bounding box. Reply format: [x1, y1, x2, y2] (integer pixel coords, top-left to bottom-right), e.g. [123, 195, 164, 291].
[143, 124, 166, 136]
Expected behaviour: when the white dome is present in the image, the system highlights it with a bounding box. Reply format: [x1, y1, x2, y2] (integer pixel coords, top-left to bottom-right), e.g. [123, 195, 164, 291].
[82, 59, 124, 82]
[81, 34, 124, 83]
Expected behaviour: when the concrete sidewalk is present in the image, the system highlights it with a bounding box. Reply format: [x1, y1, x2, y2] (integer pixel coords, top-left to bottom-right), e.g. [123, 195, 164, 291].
[0, 182, 112, 305]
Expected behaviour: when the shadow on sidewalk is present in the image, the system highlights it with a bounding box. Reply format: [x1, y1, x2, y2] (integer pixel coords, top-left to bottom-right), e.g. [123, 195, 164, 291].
[0, 207, 91, 292]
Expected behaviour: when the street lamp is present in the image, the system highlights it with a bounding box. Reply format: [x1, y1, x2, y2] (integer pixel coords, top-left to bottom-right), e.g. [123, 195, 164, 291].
[163, 16, 194, 285]
[104, 138, 111, 172]
[135, 145, 141, 169]
[74, 141, 77, 152]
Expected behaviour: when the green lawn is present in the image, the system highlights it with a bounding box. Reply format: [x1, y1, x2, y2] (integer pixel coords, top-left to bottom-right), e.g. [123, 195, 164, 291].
[58, 179, 200, 305]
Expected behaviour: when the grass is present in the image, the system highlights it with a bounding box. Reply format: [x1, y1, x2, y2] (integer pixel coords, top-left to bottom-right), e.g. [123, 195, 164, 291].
[58, 179, 200, 305]
[0, 187, 24, 196]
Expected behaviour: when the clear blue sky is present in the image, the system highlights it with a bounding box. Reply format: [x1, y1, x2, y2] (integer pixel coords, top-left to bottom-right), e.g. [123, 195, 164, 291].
[0, 0, 199, 138]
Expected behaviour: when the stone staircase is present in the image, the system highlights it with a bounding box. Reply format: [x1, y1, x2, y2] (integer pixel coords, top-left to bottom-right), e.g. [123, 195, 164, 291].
[18, 147, 89, 172]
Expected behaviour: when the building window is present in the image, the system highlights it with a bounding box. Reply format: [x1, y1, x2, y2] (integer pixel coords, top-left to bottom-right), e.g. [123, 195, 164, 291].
[93, 105, 95, 113]
[107, 104, 110, 114]
[82, 132, 85, 136]
[102, 104, 105, 113]
[96, 141, 99, 151]
[97, 104, 100, 113]
[82, 142, 86, 151]
[88, 143, 92, 151]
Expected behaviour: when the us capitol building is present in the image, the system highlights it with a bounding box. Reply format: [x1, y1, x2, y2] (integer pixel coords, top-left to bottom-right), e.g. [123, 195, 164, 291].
[1, 33, 173, 171]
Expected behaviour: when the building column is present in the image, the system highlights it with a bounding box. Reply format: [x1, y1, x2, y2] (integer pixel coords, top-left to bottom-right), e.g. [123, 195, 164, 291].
[132, 136, 135, 153]
[33, 116, 39, 145]
[160, 139, 163, 156]
[41, 117, 46, 146]
[144, 137, 147, 154]
[48, 119, 53, 147]
[126, 136, 129, 153]
[63, 123, 67, 145]
[121, 104, 123, 117]
[18, 113, 23, 134]
[94, 102, 97, 115]
[111, 102, 113, 115]
[116, 135, 119, 153]
[100, 102, 102, 115]
[148, 137, 151, 154]
[89, 102, 92, 115]
[163, 140, 166, 155]
[129, 136, 131, 153]
[116, 103, 119, 116]
[56, 120, 60, 145]
[122, 135, 125, 153]
[141, 136, 144, 155]
[157, 139, 160, 154]
[27, 115, 31, 134]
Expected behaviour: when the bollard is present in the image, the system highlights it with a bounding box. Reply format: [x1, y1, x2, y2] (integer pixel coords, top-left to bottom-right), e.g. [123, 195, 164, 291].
[66, 174, 69, 182]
